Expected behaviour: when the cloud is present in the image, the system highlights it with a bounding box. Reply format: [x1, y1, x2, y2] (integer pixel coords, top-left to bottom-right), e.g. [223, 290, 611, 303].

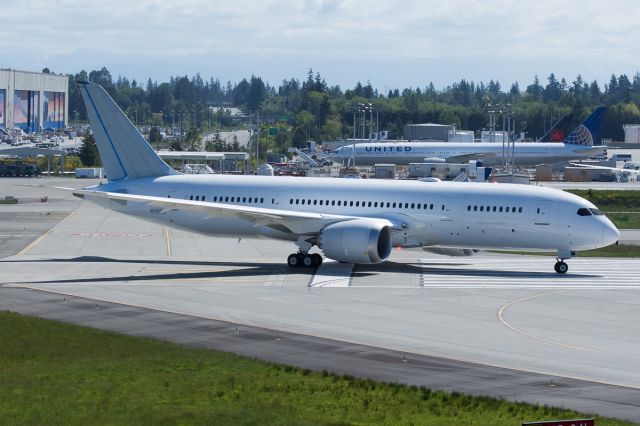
[1, 0, 638, 88]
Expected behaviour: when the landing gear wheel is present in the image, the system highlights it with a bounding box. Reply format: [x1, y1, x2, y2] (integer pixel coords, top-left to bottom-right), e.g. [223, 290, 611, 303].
[302, 254, 314, 267]
[287, 253, 302, 267]
[554, 261, 568, 274]
[311, 253, 323, 267]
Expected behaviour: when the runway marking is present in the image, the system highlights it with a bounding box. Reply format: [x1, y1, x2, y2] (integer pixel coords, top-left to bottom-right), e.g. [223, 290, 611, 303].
[310, 260, 353, 287]
[71, 232, 152, 237]
[498, 292, 637, 358]
[18, 210, 76, 256]
[416, 257, 640, 288]
[163, 227, 173, 257]
[17, 229, 53, 255]
[352, 284, 640, 290]
[133, 278, 269, 284]
[264, 266, 289, 287]
[142, 268, 229, 274]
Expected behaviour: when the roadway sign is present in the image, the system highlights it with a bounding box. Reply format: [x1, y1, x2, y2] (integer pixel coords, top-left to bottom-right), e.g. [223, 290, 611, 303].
[269, 127, 278, 136]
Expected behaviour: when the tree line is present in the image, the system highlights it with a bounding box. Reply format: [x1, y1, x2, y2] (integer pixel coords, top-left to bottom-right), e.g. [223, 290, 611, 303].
[66, 67, 640, 152]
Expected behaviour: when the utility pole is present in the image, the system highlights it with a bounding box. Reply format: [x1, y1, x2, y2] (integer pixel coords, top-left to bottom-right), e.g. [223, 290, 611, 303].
[256, 111, 260, 167]
[369, 103, 374, 141]
[360, 103, 366, 141]
[351, 103, 359, 167]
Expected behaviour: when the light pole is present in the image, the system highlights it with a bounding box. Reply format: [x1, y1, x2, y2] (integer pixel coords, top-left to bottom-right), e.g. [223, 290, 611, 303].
[368, 103, 374, 141]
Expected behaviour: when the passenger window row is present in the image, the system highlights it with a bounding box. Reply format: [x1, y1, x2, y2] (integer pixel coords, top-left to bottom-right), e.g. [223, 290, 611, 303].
[289, 198, 439, 210]
[186, 195, 265, 204]
[467, 205, 523, 213]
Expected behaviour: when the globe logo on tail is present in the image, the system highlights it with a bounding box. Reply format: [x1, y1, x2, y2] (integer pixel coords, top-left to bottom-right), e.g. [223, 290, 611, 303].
[564, 124, 593, 146]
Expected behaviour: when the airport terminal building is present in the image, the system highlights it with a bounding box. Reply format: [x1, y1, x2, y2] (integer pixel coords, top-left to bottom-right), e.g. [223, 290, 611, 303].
[0, 69, 68, 134]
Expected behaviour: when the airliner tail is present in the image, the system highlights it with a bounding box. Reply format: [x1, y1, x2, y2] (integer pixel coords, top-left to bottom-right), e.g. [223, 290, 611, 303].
[78, 81, 177, 181]
[564, 106, 606, 146]
[540, 112, 573, 142]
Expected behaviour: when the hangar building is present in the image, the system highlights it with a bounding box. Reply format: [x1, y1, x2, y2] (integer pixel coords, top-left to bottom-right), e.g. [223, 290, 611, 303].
[0, 69, 68, 134]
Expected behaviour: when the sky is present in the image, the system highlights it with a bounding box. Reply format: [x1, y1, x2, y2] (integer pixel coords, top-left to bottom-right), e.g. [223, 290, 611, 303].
[2, 0, 640, 91]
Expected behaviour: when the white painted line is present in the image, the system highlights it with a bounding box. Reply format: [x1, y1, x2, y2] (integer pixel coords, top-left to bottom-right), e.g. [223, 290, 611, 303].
[351, 284, 640, 290]
[310, 260, 353, 287]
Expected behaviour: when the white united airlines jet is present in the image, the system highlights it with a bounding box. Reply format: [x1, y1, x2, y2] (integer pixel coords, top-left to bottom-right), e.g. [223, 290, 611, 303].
[328, 107, 607, 167]
[73, 82, 619, 274]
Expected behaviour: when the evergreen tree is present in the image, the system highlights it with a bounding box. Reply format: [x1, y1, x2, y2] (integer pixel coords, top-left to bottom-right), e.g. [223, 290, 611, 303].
[149, 126, 161, 147]
[185, 127, 202, 151]
[526, 75, 543, 100]
[79, 134, 101, 167]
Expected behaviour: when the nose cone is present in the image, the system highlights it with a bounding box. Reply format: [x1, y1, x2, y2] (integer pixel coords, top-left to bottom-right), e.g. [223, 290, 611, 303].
[602, 222, 620, 246]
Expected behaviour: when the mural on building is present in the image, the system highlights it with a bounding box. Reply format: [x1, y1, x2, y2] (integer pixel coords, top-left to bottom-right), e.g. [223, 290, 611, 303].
[43, 91, 65, 129]
[14, 90, 40, 132]
[0, 89, 4, 127]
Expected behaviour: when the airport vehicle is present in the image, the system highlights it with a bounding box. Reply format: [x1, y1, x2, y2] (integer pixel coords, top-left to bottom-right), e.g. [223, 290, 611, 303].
[0, 162, 39, 177]
[75, 167, 104, 179]
[328, 107, 607, 166]
[71, 82, 619, 273]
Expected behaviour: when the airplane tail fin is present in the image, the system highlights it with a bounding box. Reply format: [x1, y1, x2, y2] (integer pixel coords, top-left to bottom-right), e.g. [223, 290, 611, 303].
[540, 112, 573, 142]
[78, 81, 177, 181]
[564, 106, 607, 146]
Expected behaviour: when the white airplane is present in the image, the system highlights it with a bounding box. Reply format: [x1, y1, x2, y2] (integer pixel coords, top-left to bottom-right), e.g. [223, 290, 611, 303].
[72, 82, 619, 274]
[328, 107, 607, 167]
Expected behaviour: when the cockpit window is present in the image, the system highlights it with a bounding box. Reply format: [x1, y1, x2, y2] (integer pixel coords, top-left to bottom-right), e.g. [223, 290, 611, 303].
[589, 208, 604, 216]
[577, 208, 592, 216]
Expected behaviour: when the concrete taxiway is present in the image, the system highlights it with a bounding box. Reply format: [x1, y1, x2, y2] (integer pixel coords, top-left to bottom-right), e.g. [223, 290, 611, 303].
[1, 177, 640, 421]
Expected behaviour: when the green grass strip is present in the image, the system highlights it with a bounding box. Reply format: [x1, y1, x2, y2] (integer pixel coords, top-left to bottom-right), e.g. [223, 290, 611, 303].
[494, 244, 640, 258]
[0, 311, 633, 425]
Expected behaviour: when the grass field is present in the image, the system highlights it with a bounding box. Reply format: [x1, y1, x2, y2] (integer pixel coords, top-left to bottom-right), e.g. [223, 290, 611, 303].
[567, 189, 640, 228]
[494, 244, 640, 258]
[0, 311, 633, 425]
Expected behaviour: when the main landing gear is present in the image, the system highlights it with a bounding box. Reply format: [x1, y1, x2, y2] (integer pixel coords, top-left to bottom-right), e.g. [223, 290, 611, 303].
[287, 252, 323, 268]
[287, 237, 323, 268]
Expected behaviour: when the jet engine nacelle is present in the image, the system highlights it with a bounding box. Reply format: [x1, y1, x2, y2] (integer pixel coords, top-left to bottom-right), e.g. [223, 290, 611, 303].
[318, 219, 392, 264]
[422, 247, 476, 257]
[423, 157, 446, 163]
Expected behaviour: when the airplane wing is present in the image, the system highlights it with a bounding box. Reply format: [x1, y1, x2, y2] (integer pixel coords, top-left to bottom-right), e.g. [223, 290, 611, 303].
[444, 152, 494, 163]
[72, 189, 394, 235]
[569, 163, 640, 174]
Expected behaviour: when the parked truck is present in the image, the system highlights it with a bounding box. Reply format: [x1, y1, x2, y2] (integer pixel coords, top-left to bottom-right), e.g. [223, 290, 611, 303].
[75, 167, 104, 179]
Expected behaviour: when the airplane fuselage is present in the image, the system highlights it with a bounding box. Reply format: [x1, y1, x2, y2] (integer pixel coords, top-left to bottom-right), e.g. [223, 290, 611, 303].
[329, 142, 605, 166]
[76, 81, 614, 272]
[94, 174, 618, 254]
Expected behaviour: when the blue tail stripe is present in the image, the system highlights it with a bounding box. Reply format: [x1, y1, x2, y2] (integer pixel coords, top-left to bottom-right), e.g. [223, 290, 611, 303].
[80, 83, 128, 180]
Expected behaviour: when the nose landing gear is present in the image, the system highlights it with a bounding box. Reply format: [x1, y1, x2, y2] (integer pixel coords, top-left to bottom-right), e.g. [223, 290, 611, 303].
[554, 249, 574, 274]
[554, 260, 568, 274]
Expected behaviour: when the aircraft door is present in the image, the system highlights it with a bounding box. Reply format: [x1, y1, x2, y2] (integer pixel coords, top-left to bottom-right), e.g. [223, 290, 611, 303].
[271, 190, 286, 207]
[534, 199, 552, 225]
[438, 196, 463, 243]
[441, 196, 462, 223]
